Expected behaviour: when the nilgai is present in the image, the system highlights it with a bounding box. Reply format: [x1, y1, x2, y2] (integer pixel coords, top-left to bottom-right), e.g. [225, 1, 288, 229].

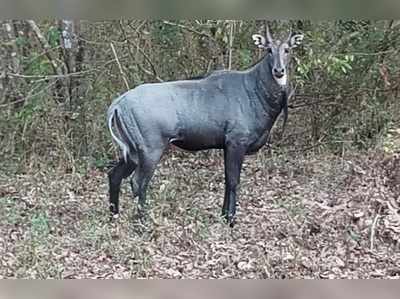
[107, 26, 304, 227]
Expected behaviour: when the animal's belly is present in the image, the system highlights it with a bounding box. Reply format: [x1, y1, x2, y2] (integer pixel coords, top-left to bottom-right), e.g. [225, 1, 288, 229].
[171, 140, 222, 151]
[170, 129, 224, 151]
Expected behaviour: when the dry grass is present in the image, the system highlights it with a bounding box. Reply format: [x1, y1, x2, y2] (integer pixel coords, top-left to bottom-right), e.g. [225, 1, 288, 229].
[0, 148, 400, 279]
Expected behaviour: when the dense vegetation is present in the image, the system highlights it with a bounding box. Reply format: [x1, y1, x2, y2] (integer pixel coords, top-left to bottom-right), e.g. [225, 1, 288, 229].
[1, 20, 399, 171]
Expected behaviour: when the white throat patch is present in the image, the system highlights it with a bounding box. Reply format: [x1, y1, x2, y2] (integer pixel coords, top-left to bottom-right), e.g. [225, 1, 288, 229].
[274, 74, 287, 86]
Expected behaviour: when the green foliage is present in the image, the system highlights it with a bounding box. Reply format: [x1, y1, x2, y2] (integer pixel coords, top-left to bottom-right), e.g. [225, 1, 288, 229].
[238, 48, 252, 68]
[152, 21, 183, 48]
[30, 213, 50, 241]
[47, 26, 60, 47]
[15, 95, 42, 122]
[15, 36, 28, 48]
[326, 54, 354, 77]
[1, 20, 400, 170]
[24, 54, 53, 75]
[297, 52, 354, 81]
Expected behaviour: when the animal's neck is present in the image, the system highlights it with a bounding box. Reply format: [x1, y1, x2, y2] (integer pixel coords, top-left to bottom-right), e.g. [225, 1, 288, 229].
[257, 56, 285, 91]
[244, 57, 289, 152]
[248, 56, 286, 112]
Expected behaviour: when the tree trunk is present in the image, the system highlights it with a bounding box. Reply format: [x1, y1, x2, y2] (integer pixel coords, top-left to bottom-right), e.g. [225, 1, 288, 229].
[60, 20, 88, 155]
[27, 20, 70, 104]
[60, 20, 74, 107]
[2, 20, 22, 109]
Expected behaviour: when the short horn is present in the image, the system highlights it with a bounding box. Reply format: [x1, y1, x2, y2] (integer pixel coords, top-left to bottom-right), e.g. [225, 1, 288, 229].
[286, 27, 293, 43]
[265, 21, 273, 43]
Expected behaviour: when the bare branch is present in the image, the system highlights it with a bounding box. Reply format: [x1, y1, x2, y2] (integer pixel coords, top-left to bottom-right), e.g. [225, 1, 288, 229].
[110, 42, 130, 90]
[8, 69, 95, 80]
[228, 20, 235, 70]
[162, 21, 212, 38]
[0, 80, 59, 107]
[118, 21, 164, 83]
[370, 211, 381, 252]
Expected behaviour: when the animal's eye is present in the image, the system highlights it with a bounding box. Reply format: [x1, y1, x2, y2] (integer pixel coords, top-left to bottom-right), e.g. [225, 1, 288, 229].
[284, 48, 289, 54]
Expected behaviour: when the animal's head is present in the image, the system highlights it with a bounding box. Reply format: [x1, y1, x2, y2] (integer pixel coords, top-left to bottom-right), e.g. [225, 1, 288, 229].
[252, 26, 303, 86]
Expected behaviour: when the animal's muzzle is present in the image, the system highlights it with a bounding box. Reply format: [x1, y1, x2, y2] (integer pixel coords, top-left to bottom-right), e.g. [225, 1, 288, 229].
[273, 67, 285, 78]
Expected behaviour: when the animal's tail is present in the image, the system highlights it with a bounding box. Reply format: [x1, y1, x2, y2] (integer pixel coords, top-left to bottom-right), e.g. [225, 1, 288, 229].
[107, 106, 133, 163]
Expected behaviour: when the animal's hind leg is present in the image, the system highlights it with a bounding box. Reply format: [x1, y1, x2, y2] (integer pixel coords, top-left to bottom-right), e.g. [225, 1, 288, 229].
[221, 149, 230, 218]
[129, 177, 139, 198]
[134, 146, 165, 222]
[108, 158, 136, 218]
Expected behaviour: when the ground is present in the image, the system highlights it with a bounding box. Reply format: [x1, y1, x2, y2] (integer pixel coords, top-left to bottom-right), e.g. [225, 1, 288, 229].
[0, 148, 399, 278]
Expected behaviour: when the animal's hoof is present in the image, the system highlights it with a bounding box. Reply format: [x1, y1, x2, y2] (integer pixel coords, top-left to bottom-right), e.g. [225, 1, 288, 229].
[110, 204, 119, 217]
[228, 217, 236, 228]
[130, 180, 139, 198]
[222, 213, 236, 228]
[229, 219, 236, 228]
[110, 213, 120, 222]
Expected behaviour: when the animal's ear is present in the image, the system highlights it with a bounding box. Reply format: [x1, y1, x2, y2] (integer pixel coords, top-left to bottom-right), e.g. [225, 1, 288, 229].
[252, 34, 266, 48]
[289, 33, 304, 48]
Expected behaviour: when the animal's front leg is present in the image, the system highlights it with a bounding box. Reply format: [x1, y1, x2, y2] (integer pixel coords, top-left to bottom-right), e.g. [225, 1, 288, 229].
[223, 141, 247, 227]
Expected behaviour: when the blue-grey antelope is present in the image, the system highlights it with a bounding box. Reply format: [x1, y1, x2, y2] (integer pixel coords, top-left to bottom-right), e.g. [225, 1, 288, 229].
[107, 26, 304, 227]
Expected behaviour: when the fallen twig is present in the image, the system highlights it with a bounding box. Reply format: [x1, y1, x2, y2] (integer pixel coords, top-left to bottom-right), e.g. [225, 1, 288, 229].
[370, 210, 381, 252]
